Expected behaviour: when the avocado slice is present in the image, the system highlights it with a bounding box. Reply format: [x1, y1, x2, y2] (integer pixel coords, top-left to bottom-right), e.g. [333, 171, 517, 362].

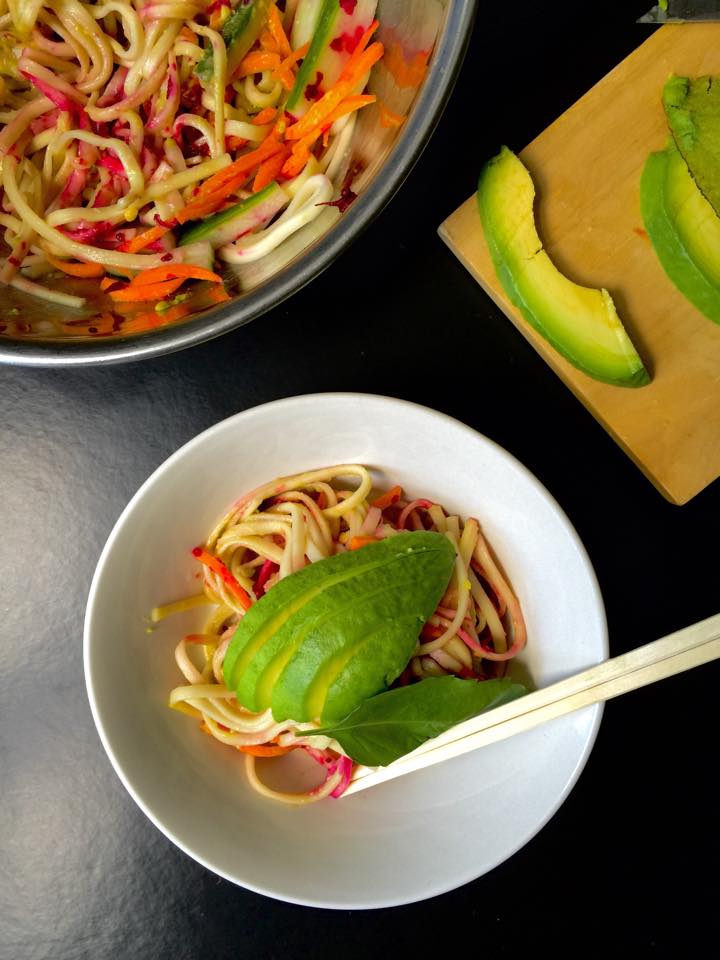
[286, 0, 378, 116]
[641, 144, 720, 325]
[197, 0, 272, 85]
[477, 147, 649, 387]
[179, 181, 289, 248]
[663, 75, 720, 219]
[223, 532, 455, 722]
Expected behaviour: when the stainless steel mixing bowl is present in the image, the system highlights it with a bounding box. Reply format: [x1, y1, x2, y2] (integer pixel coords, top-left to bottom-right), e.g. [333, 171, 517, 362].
[0, 1, 476, 366]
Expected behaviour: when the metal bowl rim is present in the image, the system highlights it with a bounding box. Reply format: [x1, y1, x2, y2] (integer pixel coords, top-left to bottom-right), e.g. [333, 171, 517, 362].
[0, 0, 477, 367]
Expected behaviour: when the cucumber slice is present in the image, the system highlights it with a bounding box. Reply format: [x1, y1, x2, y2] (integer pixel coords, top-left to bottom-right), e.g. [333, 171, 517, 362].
[178, 182, 289, 249]
[286, 0, 378, 116]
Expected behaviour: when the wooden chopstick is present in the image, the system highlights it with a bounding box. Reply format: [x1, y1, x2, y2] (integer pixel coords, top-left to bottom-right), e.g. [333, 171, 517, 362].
[343, 612, 720, 797]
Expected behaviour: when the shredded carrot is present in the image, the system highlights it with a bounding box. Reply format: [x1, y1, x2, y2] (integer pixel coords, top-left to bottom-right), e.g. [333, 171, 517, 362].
[274, 39, 309, 74]
[237, 50, 281, 78]
[348, 536, 379, 550]
[253, 146, 289, 192]
[129, 264, 222, 287]
[322, 93, 376, 128]
[100, 276, 123, 291]
[195, 136, 283, 203]
[126, 302, 193, 331]
[236, 743, 296, 757]
[191, 546, 252, 610]
[205, 284, 231, 304]
[343, 19, 380, 73]
[225, 135, 249, 152]
[268, 4, 292, 59]
[259, 27, 279, 54]
[285, 42, 384, 142]
[252, 106, 277, 125]
[370, 485, 402, 510]
[378, 101, 406, 128]
[272, 39, 310, 89]
[45, 253, 105, 278]
[384, 41, 430, 88]
[281, 137, 313, 178]
[120, 223, 169, 254]
[109, 277, 185, 301]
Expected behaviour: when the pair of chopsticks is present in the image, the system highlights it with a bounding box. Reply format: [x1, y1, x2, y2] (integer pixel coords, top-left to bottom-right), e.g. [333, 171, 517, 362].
[343, 612, 720, 797]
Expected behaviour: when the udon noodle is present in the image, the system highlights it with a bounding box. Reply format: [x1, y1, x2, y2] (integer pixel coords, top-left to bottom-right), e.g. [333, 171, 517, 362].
[153, 465, 528, 804]
[0, 1, 384, 315]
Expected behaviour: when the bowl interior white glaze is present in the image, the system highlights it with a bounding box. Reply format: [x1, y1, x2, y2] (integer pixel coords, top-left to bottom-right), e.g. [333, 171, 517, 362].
[84, 394, 607, 908]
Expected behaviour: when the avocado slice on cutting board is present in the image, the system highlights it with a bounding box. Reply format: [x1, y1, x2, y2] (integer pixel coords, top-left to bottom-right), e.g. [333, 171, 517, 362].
[641, 142, 720, 326]
[663, 75, 720, 219]
[477, 147, 649, 387]
[286, 0, 378, 117]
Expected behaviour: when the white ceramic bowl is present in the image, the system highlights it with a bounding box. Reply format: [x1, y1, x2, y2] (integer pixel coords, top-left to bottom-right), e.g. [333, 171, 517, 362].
[84, 394, 607, 909]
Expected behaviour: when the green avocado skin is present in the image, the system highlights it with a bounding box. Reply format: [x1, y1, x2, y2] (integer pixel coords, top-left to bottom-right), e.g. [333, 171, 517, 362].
[663, 75, 720, 218]
[223, 531, 455, 724]
[641, 145, 720, 326]
[477, 148, 649, 388]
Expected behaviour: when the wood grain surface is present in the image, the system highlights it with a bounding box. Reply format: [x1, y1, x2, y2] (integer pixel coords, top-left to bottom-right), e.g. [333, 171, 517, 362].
[439, 24, 720, 505]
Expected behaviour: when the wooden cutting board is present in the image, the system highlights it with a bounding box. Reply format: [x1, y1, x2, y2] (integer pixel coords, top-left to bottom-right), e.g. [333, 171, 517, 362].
[439, 24, 720, 505]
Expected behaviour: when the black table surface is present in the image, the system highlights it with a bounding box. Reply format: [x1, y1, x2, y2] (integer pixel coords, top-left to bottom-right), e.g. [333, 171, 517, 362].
[2, 4, 718, 957]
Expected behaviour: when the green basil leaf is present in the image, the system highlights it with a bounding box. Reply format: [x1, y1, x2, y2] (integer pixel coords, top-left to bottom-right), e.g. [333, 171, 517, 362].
[312, 676, 527, 767]
[223, 531, 456, 724]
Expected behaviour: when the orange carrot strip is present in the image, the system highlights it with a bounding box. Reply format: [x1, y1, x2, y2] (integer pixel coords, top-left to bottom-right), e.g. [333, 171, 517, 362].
[100, 276, 121, 291]
[275, 39, 309, 73]
[271, 40, 310, 89]
[273, 68, 295, 92]
[378, 101, 406, 128]
[259, 28, 279, 53]
[45, 253, 105, 278]
[236, 51, 281, 78]
[191, 546, 252, 610]
[110, 278, 185, 301]
[370, 485, 402, 510]
[285, 42, 384, 141]
[268, 4, 292, 59]
[121, 223, 169, 254]
[126, 302, 193, 331]
[384, 42, 430, 88]
[195, 136, 283, 201]
[252, 107, 277, 125]
[349, 536, 379, 550]
[322, 94, 375, 127]
[281, 138, 314, 178]
[177, 197, 224, 223]
[205, 284, 231, 304]
[253, 147, 289, 192]
[236, 743, 296, 757]
[129, 264, 222, 287]
[226, 135, 249, 152]
[347, 19, 380, 65]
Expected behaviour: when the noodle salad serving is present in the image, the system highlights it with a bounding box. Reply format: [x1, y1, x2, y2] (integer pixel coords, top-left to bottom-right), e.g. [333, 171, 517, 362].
[153, 465, 528, 805]
[0, 1, 394, 333]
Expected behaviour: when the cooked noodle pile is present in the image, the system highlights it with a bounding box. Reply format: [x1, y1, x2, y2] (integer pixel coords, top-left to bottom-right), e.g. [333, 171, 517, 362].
[0, 1, 383, 313]
[153, 465, 528, 805]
